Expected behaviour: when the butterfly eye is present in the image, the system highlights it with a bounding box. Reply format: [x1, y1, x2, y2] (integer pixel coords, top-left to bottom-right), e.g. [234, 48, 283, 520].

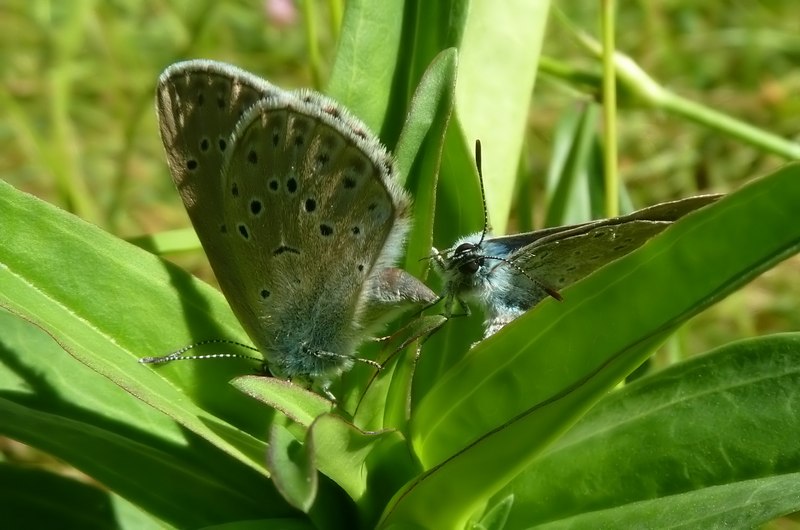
[458, 257, 483, 275]
[454, 242, 476, 256]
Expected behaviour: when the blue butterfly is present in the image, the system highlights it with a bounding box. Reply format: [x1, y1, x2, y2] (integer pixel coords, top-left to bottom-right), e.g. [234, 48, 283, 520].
[433, 141, 720, 337]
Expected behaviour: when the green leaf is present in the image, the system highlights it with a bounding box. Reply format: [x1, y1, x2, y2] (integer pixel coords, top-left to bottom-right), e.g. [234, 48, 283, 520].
[386, 1, 468, 147]
[232, 376, 333, 428]
[352, 314, 449, 432]
[268, 422, 318, 512]
[320, 31, 458, 419]
[0, 464, 165, 530]
[0, 182, 280, 487]
[528, 473, 800, 529]
[454, 0, 551, 232]
[202, 520, 316, 530]
[472, 494, 513, 530]
[126, 227, 200, 255]
[383, 163, 800, 528]
[394, 48, 458, 188]
[331, 49, 457, 426]
[396, 49, 458, 279]
[412, 119, 485, 402]
[0, 312, 292, 526]
[496, 333, 800, 527]
[326, 0, 405, 131]
[411, 0, 557, 389]
[0, 397, 285, 527]
[310, 414, 419, 526]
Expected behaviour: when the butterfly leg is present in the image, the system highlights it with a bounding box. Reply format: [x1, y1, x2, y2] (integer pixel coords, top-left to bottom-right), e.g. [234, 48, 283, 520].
[318, 382, 337, 403]
[430, 246, 446, 272]
[440, 294, 471, 319]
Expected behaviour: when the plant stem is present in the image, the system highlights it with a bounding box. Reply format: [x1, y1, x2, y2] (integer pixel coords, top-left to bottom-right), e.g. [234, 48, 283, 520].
[600, 0, 619, 217]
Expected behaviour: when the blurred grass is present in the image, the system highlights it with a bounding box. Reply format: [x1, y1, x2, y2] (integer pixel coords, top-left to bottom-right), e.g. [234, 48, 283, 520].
[1, 0, 798, 465]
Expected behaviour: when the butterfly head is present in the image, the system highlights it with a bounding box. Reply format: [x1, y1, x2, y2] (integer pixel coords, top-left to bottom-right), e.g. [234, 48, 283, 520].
[430, 234, 502, 316]
[451, 240, 485, 275]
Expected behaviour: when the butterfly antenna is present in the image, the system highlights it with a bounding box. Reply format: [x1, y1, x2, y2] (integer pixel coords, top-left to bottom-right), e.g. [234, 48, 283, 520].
[474, 139, 491, 246]
[347, 355, 382, 369]
[317, 351, 381, 370]
[471, 141, 560, 302]
[139, 338, 263, 364]
[423, 140, 490, 264]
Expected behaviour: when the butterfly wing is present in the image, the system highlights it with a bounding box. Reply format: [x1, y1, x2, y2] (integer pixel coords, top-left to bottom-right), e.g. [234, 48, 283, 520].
[488, 194, 722, 253]
[218, 91, 412, 379]
[481, 195, 722, 331]
[157, 60, 431, 386]
[156, 60, 279, 307]
[513, 220, 674, 294]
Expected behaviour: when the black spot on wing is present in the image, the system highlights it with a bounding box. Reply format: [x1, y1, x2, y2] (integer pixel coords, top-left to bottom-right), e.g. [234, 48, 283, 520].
[273, 246, 300, 256]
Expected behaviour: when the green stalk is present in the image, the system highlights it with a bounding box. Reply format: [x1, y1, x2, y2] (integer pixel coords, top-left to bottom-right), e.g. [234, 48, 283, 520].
[600, 0, 619, 217]
[301, 0, 323, 89]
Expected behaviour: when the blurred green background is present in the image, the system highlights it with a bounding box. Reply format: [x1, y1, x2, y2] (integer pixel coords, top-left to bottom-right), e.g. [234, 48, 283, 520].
[1, 0, 798, 494]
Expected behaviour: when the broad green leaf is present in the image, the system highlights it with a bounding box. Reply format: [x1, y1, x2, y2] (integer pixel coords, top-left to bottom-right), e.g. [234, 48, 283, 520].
[496, 333, 800, 527]
[383, 163, 800, 528]
[455, 0, 551, 232]
[397, 48, 458, 278]
[334, 50, 457, 422]
[232, 376, 333, 428]
[412, 119, 485, 404]
[372, 47, 458, 433]
[268, 422, 317, 512]
[0, 181, 272, 472]
[415, 164, 800, 464]
[0, 464, 165, 530]
[310, 414, 419, 525]
[472, 494, 513, 530]
[395, 48, 458, 187]
[402, 0, 469, 90]
[0, 309, 185, 446]
[528, 473, 800, 529]
[388, 1, 468, 146]
[326, 0, 405, 131]
[203, 521, 315, 530]
[413, 0, 557, 385]
[0, 397, 287, 527]
[0, 312, 290, 526]
[389, 44, 459, 269]
[126, 227, 200, 255]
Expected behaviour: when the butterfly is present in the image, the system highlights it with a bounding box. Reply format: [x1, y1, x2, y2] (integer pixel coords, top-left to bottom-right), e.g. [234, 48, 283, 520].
[432, 141, 721, 338]
[148, 60, 435, 398]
